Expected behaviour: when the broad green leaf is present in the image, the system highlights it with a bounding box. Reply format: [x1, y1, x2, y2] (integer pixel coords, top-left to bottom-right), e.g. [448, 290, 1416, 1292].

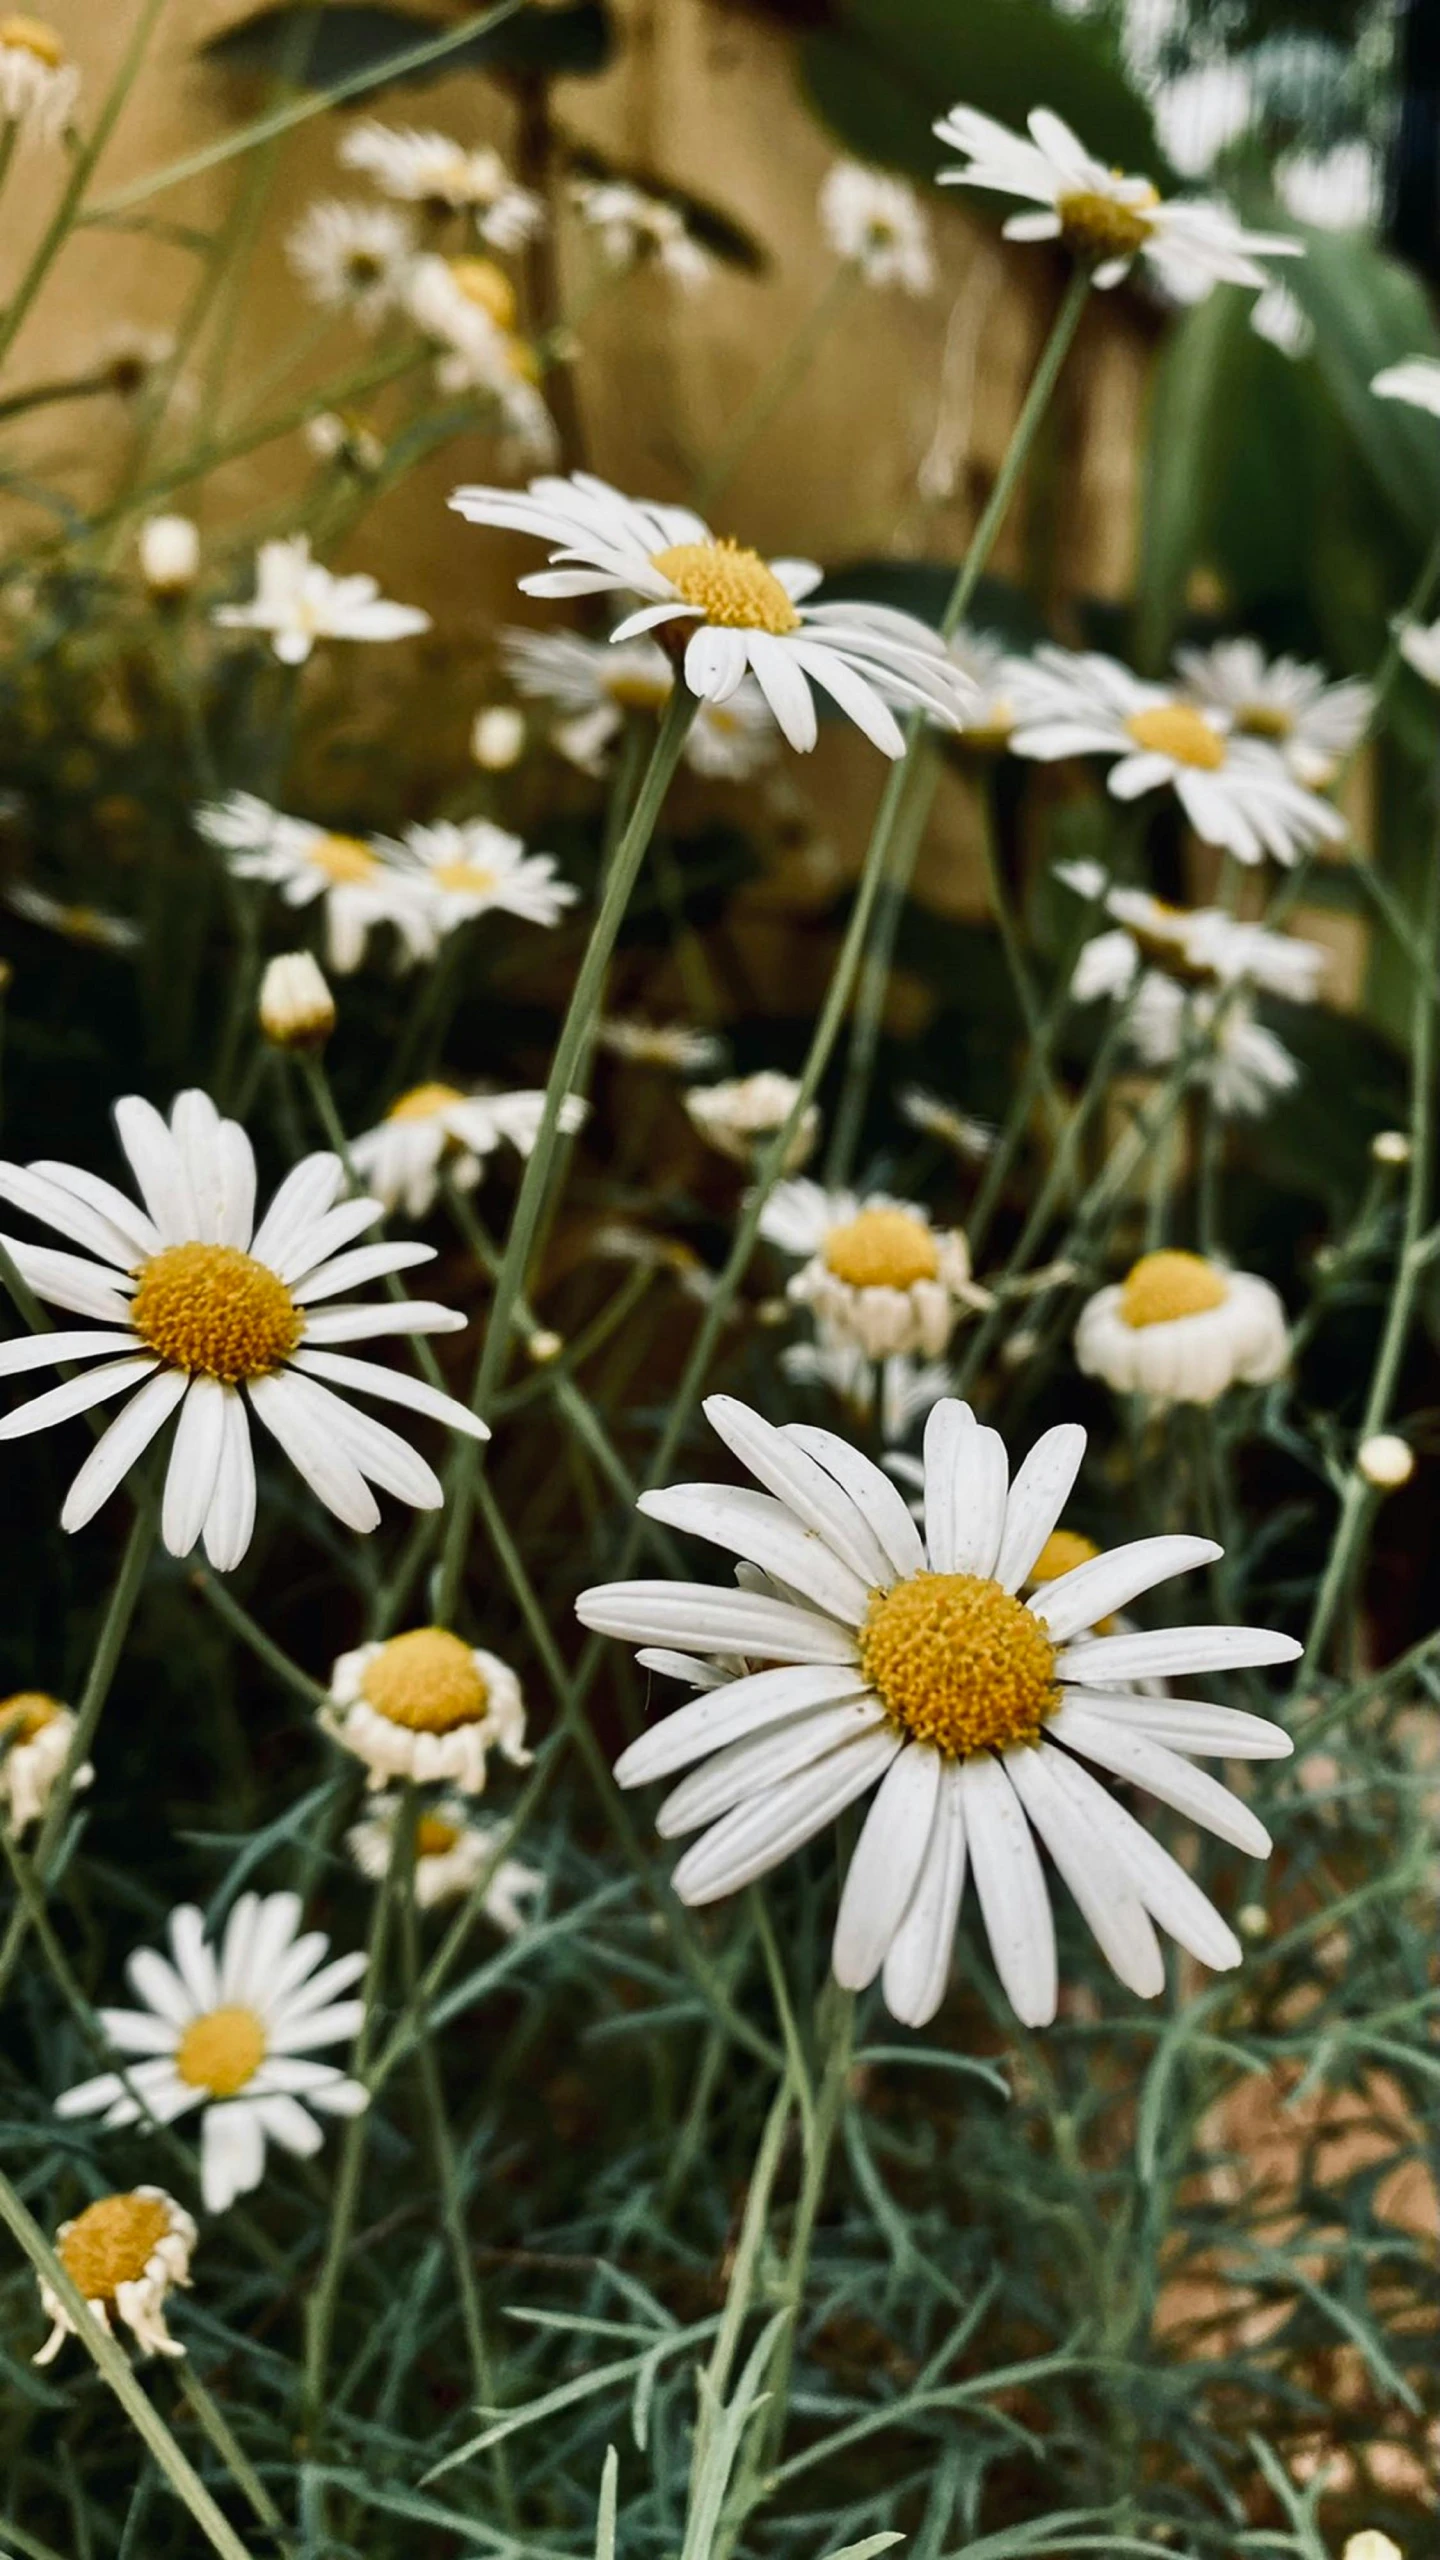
[1285, 226, 1440, 542]
[204, 1, 613, 86]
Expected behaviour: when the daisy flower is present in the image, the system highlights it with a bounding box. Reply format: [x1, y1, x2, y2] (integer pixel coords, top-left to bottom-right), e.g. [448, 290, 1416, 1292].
[321, 1627, 530, 1792]
[338, 121, 543, 245]
[5, 883, 139, 951]
[55, 1893, 368, 2213]
[1173, 638, 1371, 787]
[596, 1018, 725, 1073]
[1371, 356, 1440, 417]
[212, 536, 430, 666]
[571, 178, 713, 288]
[933, 102, 1300, 298]
[447, 471, 974, 758]
[499, 625, 777, 780]
[0, 16, 78, 141]
[577, 1394, 1298, 2027]
[403, 253, 556, 454]
[1076, 1250, 1289, 1404]
[760, 1181, 982, 1359]
[818, 161, 935, 294]
[947, 628, 1031, 750]
[1009, 648, 1346, 864]
[34, 2188, 195, 2365]
[685, 1072, 818, 1171]
[377, 817, 579, 938]
[350, 1081, 588, 1219]
[286, 199, 417, 328]
[1127, 975, 1302, 1118]
[0, 1690, 91, 1836]
[348, 1793, 543, 1923]
[194, 795, 433, 974]
[0, 1088, 489, 1570]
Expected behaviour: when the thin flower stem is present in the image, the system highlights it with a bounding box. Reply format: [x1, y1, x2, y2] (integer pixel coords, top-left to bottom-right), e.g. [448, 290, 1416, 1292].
[965, 881, 1105, 1259]
[187, 1569, 327, 1709]
[300, 1845, 400, 2443]
[691, 2072, 793, 2489]
[178, 2367, 296, 2554]
[694, 265, 859, 511]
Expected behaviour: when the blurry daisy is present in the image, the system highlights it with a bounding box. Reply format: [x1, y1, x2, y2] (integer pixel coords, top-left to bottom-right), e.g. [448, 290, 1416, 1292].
[257, 951, 335, 1052]
[378, 817, 578, 938]
[1397, 619, 1440, 689]
[322, 1627, 530, 1792]
[1372, 356, 1440, 417]
[1173, 638, 1371, 787]
[1130, 975, 1302, 1117]
[194, 794, 433, 973]
[56, 1894, 368, 2213]
[0, 16, 78, 141]
[0, 1088, 489, 1568]
[471, 704, 526, 769]
[571, 178, 712, 288]
[947, 628, 1029, 749]
[899, 1087, 996, 1160]
[5, 883, 139, 951]
[450, 472, 972, 758]
[784, 1338, 953, 1440]
[339, 121, 542, 245]
[1076, 1250, 1288, 1404]
[213, 536, 430, 666]
[351, 1081, 587, 1218]
[348, 1793, 542, 1923]
[818, 161, 934, 293]
[286, 199, 416, 327]
[1010, 648, 1346, 864]
[137, 513, 200, 600]
[596, 1018, 724, 1072]
[934, 102, 1299, 297]
[34, 2188, 194, 2365]
[577, 1393, 1298, 2027]
[686, 1071, 818, 1171]
[0, 1690, 90, 1836]
[1277, 143, 1380, 233]
[404, 253, 556, 454]
[760, 1181, 983, 1358]
[500, 625, 776, 779]
[305, 410, 386, 472]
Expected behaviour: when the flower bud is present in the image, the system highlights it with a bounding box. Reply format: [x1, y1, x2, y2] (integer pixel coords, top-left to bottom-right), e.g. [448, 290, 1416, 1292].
[1371, 1129, 1410, 1166]
[259, 951, 334, 1051]
[138, 513, 199, 599]
[1343, 2535, 1404, 2560]
[471, 705, 525, 770]
[1357, 1432, 1414, 1490]
[525, 1326, 563, 1365]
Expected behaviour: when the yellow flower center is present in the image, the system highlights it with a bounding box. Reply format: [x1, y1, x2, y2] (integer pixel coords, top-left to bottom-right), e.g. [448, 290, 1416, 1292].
[1026, 1529, 1100, 1584]
[431, 862, 497, 896]
[606, 667, 673, 712]
[1056, 185, 1156, 261]
[0, 15, 64, 65]
[650, 539, 801, 636]
[415, 1813, 463, 1858]
[859, 1572, 1058, 1759]
[310, 832, 378, 885]
[960, 713, 1014, 754]
[175, 2005, 267, 2097]
[1118, 1249, 1229, 1329]
[823, 1207, 939, 1291]
[447, 255, 518, 330]
[130, 1243, 302, 1383]
[1237, 703, 1293, 741]
[0, 1690, 63, 1742]
[58, 2193, 170, 2298]
[1124, 704, 1227, 770]
[388, 1080, 464, 1123]
[360, 1628, 488, 1732]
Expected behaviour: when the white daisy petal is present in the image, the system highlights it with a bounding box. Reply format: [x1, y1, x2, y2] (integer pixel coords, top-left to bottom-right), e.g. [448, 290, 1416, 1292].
[201, 2104, 266, 2212]
[1035, 1746, 1241, 1970]
[160, 1376, 227, 1559]
[636, 1483, 873, 1624]
[1057, 1625, 1301, 1682]
[670, 1726, 900, 1905]
[1, 1237, 135, 1323]
[169, 1904, 221, 2009]
[248, 1153, 345, 1270]
[253, 2091, 324, 2156]
[615, 1663, 871, 1786]
[832, 1741, 942, 1990]
[276, 1196, 384, 1285]
[60, 1369, 188, 1532]
[1006, 1742, 1165, 1998]
[636, 1647, 731, 1691]
[923, 1401, 1008, 1576]
[320, 1387, 444, 1509]
[0, 1329, 139, 1377]
[656, 1696, 887, 1836]
[786, 638, 905, 756]
[114, 1096, 199, 1241]
[881, 1759, 968, 2027]
[781, 1422, 926, 1579]
[993, 1423, 1087, 1591]
[958, 1752, 1057, 2027]
[202, 1389, 256, 1572]
[291, 1241, 435, 1303]
[577, 1579, 858, 1665]
[1063, 1687, 1292, 1759]
[125, 1947, 193, 2026]
[26, 1162, 159, 1262]
[288, 1347, 490, 1442]
[1048, 1700, 1272, 1855]
[247, 1371, 381, 1533]
[0, 1354, 157, 1441]
[1027, 1533, 1221, 1639]
[702, 1395, 896, 1586]
[0, 1162, 142, 1269]
[742, 631, 819, 747]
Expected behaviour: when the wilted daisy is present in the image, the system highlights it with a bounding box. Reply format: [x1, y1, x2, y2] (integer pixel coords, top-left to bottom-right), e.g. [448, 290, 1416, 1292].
[348, 1793, 542, 1923]
[571, 178, 712, 288]
[818, 161, 934, 293]
[322, 1627, 530, 1792]
[377, 817, 578, 938]
[448, 472, 973, 758]
[34, 2188, 194, 2365]
[339, 120, 543, 245]
[351, 1081, 587, 1218]
[137, 513, 200, 600]
[0, 1088, 489, 1568]
[934, 102, 1299, 298]
[1173, 638, 1371, 787]
[1009, 648, 1345, 864]
[0, 17, 79, 141]
[760, 1181, 983, 1359]
[0, 1690, 90, 1836]
[213, 536, 430, 666]
[286, 199, 417, 327]
[500, 626, 777, 780]
[1076, 1250, 1288, 1405]
[686, 1072, 818, 1172]
[1397, 618, 1440, 689]
[1371, 356, 1440, 417]
[578, 1393, 1298, 2027]
[596, 1018, 725, 1073]
[195, 795, 433, 974]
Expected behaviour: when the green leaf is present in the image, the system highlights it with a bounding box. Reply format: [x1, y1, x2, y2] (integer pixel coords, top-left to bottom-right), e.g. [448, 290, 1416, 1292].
[203, 2, 613, 87]
[1285, 226, 1440, 544]
[1134, 287, 1241, 671]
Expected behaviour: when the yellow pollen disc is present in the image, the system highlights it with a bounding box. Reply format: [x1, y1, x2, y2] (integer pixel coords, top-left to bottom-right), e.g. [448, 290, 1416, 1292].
[650, 539, 800, 636]
[447, 255, 518, 329]
[432, 861, 497, 895]
[415, 1813, 462, 1858]
[606, 668, 673, 712]
[0, 15, 64, 64]
[361, 1628, 488, 1733]
[1057, 185, 1156, 261]
[1119, 1249, 1229, 1329]
[310, 832, 378, 885]
[0, 1690, 63, 1741]
[388, 1080, 464, 1123]
[823, 1207, 939, 1291]
[1124, 703, 1227, 770]
[130, 1243, 301, 1384]
[59, 2194, 170, 2299]
[1237, 703, 1293, 741]
[1027, 1529, 1100, 1585]
[175, 2006, 267, 2097]
[859, 1572, 1058, 1759]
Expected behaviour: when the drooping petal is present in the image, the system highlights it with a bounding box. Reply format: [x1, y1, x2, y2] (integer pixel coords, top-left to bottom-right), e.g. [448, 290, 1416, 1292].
[958, 1752, 1057, 2027]
[881, 1760, 967, 2028]
[203, 1389, 256, 1572]
[161, 1376, 227, 1560]
[832, 1741, 942, 1990]
[247, 1371, 381, 1533]
[1034, 1746, 1241, 1971]
[60, 1369, 188, 1533]
[288, 1347, 490, 1442]
[1005, 1742, 1165, 1998]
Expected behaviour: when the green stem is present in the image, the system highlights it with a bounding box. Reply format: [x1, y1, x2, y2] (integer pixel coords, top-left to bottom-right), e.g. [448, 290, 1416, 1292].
[749, 1984, 855, 2488]
[300, 1843, 400, 2443]
[179, 2367, 295, 2554]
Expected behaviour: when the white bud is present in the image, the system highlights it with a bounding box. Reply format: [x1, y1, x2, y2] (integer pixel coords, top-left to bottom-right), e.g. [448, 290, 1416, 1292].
[471, 705, 525, 770]
[525, 1327, 564, 1365]
[1343, 2534, 1404, 2560]
[1236, 1902, 1269, 1941]
[1371, 1129, 1411, 1166]
[138, 513, 199, 598]
[259, 951, 335, 1051]
[1357, 1432, 1414, 1490]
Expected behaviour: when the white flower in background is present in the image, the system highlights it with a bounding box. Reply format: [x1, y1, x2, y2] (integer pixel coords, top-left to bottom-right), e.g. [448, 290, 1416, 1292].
[1372, 356, 1440, 417]
[571, 178, 713, 288]
[304, 410, 386, 473]
[213, 537, 430, 666]
[1250, 279, 1313, 360]
[258, 951, 335, 1052]
[402, 253, 557, 456]
[1128, 973, 1302, 1117]
[5, 883, 139, 951]
[0, 1088, 489, 1568]
[783, 1338, 953, 1441]
[0, 17, 79, 141]
[34, 2188, 194, 2366]
[378, 817, 578, 938]
[1009, 648, 1346, 864]
[286, 199, 417, 327]
[1058, 866, 1329, 1005]
[348, 1794, 543, 1923]
[471, 704, 526, 769]
[194, 795, 433, 974]
[577, 1394, 1298, 2027]
[499, 625, 777, 780]
[1173, 639, 1371, 787]
[451, 473, 973, 758]
[760, 1181, 982, 1359]
[138, 514, 200, 600]
[946, 628, 1030, 748]
[686, 1072, 818, 1171]
[0, 1690, 90, 1836]
[1277, 143, 1381, 233]
[934, 102, 1299, 297]
[1342, 2532, 1402, 2560]
[1372, 1129, 1411, 1166]
[56, 1893, 368, 2214]
[818, 161, 935, 294]
[1150, 60, 1253, 180]
[898, 1088, 997, 1160]
[351, 1081, 587, 1218]
[1357, 1433, 1414, 1491]
[1076, 1250, 1289, 1404]
[339, 121, 543, 245]
[1397, 618, 1440, 689]
[322, 1627, 530, 1793]
[596, 1018, 725, 1073]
